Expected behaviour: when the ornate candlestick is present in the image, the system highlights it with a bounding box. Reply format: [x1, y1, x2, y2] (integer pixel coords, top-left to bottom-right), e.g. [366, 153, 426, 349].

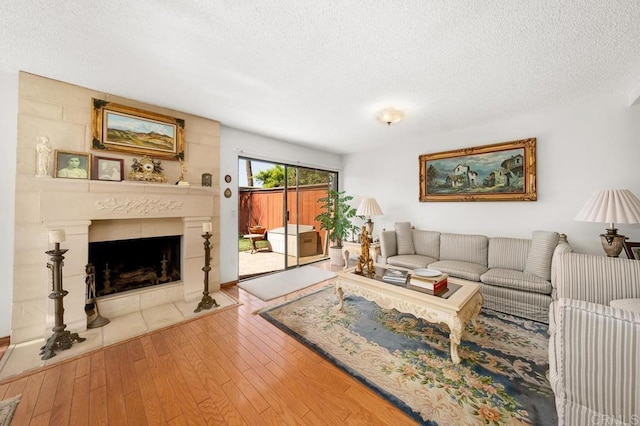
[40, 231, 86, 360]
[195, 223, 219, 312]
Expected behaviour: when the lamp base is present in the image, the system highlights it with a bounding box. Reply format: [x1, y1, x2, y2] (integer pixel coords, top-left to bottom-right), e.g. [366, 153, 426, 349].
[364, 219, 374, 239]
[600, 228, 628, 257]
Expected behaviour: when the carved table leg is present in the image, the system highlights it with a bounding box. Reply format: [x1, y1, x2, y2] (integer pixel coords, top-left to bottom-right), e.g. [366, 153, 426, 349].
[335, 281, 345, 311]
[342, 250, 350, 270]
[447, 316, 464, 364]
[469, 293, 483, 328]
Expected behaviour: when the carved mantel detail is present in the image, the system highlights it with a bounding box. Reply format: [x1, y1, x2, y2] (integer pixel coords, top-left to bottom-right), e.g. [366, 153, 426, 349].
[95, 197, 184, 214]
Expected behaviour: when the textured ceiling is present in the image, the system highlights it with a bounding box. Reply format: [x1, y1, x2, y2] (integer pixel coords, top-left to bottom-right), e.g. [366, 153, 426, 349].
[2, 1, 640, 154]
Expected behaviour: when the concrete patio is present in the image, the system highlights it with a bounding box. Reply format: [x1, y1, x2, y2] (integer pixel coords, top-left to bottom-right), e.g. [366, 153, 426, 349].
[238, 249, 330, 278]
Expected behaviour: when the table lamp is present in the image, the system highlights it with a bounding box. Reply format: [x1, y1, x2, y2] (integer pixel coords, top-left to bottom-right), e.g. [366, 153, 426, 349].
[356, 197, 383, 237]
[575, 189, 640, 257]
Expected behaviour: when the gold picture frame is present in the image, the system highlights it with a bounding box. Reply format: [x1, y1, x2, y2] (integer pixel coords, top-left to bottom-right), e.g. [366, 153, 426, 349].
[91, 98, 185, 160]
[419, 138, 537, 202]
[54, 150, 91, 180]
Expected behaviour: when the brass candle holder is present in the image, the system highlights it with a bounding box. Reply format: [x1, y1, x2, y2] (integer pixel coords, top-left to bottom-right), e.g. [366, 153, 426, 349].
[40, 241, 86, 360]
[194, 231, 219, 313]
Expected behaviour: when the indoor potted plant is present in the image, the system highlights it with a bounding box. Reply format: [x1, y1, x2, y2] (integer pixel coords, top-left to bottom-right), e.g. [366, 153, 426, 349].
[315, 189, 360, 266]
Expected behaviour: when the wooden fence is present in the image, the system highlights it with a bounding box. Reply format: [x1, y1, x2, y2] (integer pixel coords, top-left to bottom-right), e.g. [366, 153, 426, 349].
[238, 184, 329, 248]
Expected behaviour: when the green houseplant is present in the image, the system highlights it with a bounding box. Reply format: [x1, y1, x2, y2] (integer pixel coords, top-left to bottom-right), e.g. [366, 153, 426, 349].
[315, 189, 360, 266]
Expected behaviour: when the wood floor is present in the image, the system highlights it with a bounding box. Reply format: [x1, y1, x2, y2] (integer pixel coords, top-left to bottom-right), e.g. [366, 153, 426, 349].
[0, 284, 417, 425]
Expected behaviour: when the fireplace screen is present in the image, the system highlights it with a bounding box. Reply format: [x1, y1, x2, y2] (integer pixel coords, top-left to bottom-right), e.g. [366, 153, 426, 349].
[88, 235, 181, 296]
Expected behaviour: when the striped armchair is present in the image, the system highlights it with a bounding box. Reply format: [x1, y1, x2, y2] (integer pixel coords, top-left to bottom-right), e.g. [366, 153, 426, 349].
[549, 252, 640, 425]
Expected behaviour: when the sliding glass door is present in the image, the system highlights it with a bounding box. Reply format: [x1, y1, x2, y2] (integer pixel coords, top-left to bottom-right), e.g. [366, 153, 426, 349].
[238, 157, 336, 279]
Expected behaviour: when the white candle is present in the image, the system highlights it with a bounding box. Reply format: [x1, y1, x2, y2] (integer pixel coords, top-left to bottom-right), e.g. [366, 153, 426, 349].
[48, 229, 66, 243]
[202, 222, 212, 233]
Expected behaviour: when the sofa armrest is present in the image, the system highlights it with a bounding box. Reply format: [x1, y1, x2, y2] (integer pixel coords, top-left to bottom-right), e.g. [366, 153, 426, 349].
[550, 239, 572, 287]
[553, 252, 640, 304]
[550, 298, 640, 424]
[379, 230, 397, 261]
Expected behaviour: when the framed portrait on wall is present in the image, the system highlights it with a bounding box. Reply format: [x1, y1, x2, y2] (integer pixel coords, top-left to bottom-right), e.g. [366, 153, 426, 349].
[54, 150, 91, 179]
[92, 156, 124, 181]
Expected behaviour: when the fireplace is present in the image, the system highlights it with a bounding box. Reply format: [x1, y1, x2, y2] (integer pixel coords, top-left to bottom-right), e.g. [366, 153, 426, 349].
[10, 177, 218, 344]
[89, 235, 181, 295]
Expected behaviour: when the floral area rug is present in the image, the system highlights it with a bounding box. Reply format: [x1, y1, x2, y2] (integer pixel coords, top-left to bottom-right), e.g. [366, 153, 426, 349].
[259, 286, 556, 425]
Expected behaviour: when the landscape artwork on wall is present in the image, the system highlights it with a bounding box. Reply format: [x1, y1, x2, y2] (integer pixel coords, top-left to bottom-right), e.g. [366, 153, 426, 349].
[91, 98, 185, 160]
[419, 138, 537, 202]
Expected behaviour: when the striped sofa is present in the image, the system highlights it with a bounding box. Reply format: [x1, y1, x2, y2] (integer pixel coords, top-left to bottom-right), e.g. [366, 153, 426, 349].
[549, 252, 640, 425]
[379, 223, 572, 323]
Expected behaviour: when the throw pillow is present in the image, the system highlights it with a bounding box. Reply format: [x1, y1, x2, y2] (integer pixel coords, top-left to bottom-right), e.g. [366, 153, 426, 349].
[395, 222, 415, 255]
[524, 230, 560, 281]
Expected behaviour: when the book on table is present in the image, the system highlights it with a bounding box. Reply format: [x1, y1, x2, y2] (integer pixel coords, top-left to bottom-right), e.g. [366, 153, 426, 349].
[382, 268, 409, 284]
[409, 273, 448, 292]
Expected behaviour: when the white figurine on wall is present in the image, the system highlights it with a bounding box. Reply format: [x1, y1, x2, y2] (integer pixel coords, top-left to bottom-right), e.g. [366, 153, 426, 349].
[35, 136, 52, 177]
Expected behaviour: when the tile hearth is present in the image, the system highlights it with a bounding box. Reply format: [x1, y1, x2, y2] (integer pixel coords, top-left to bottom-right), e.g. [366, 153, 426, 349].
[0, 291, 237, 381]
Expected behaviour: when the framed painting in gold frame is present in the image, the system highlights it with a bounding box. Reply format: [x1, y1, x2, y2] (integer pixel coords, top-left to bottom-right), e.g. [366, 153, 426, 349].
[91, 98, 185, 160]
[419, 138, 537, 202]
[54, 150, 91, 180]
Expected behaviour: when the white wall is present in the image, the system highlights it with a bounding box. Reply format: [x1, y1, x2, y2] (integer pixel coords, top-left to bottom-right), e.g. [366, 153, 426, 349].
[0, 71, 18, 336]
[219, 126, 342, 283]
[343, 94, 640, 255]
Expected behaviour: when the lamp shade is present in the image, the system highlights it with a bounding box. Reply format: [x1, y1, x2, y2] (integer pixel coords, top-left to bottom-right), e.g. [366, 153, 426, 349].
[357, 198, 383, 217]
[575, 189, 640, 224]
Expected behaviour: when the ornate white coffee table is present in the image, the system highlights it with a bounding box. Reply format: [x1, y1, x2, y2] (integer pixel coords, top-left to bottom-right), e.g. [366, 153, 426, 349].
[335, 266, 483, 364]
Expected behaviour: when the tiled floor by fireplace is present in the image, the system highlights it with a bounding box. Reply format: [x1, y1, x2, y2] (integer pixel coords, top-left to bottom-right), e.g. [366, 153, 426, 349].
[0, 291, 238, 381]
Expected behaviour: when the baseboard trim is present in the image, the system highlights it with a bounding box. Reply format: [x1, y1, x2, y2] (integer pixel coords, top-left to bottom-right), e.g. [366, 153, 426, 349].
[0, 336, 9, 346]
[221, 280, 238, 288]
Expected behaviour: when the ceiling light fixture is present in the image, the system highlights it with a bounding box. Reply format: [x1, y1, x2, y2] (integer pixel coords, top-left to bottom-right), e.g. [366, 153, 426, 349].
[377, 107, 404, 126]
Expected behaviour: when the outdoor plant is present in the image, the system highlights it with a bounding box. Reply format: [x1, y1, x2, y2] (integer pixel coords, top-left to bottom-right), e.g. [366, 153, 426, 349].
[315, 189, 360, 248]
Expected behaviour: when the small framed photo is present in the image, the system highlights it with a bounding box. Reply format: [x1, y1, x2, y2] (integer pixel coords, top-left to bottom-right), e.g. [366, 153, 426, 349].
[624, 242, 640, 260]
[54, 150, 91, 179]
[92, 156, 124, 181]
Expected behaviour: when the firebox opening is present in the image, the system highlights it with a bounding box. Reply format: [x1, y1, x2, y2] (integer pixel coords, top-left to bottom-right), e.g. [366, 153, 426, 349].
[89, 235, 181, 296]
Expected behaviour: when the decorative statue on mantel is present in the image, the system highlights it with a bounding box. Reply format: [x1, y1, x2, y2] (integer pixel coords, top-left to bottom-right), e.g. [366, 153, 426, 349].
[35, 136, 52, 177]
[176, 157, 190, 186]
[355, 225, 375, 276]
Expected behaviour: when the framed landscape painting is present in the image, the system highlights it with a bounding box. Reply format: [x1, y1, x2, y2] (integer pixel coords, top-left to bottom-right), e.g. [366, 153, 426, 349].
[419, 138, 537, 202]
[91, 98, 185, 160]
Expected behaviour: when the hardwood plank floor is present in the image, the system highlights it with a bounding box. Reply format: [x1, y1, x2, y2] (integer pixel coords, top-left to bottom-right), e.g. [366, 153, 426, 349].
[0, 282, 418, 425]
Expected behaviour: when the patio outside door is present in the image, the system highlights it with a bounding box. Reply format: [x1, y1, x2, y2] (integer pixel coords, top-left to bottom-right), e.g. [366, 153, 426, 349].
[284, 165, 336, 269]
[238, 157, 336, 280]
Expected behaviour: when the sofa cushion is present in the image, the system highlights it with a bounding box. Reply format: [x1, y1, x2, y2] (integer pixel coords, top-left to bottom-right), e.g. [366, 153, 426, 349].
[480, 268, 552, 295]
[610, 298, 640, 314]
[387, 254, 436, 270]
[439, 233, 488, 266]
[488, 237, 530, 271]
[428, 260, 488, 281]
[524, 230, 560, 281]
[379, 230, 397, 259]
[395, 222, 415, 255]
[412, 230, 440, 259]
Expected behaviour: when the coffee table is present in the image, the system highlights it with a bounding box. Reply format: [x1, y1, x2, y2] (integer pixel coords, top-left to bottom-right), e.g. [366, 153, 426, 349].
[335, 266, 483, 364]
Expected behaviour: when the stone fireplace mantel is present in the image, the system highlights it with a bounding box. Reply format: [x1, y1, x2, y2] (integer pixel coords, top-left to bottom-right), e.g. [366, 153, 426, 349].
[12, 177, 219, 344]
